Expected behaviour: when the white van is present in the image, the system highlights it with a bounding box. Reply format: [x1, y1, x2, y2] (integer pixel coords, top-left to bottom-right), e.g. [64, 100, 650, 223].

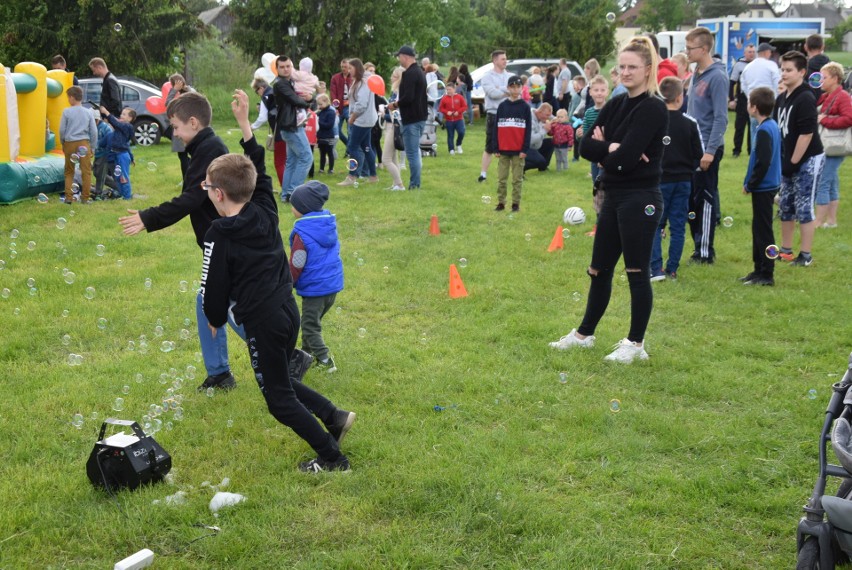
[469, 58, 583, 115]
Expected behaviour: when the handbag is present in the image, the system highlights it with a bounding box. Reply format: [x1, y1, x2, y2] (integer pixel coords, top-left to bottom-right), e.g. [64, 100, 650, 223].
[393, 119, 404, 151]
[818, 92, 852, 157]
[265, 123, 276, 151]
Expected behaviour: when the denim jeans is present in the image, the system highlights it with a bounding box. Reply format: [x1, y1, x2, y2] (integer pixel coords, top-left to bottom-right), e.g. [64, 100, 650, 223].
[816, 155, 845, 205]
[445, 120, 465, 151]
[464, 91, 474, 124]
[651, 180, 691, 274]
[346, 124, 376, 177]
[338, 106, 350, 146]
[111, 151, 133, 199]
[196, 291, 245, 377]
[401, 120, 425, 188]
[280, 128, 313, 198]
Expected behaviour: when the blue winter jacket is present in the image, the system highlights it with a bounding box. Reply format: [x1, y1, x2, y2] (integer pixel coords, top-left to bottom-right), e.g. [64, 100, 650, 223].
[289, 210, 344, 297]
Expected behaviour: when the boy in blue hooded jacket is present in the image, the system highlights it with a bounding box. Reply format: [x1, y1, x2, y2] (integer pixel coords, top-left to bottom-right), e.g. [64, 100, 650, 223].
[289, 181, 344, 373]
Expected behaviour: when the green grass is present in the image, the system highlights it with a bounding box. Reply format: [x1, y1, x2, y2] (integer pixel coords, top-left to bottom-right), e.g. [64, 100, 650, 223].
[0, 112, 851, 568]
[826, 51, 852, 68]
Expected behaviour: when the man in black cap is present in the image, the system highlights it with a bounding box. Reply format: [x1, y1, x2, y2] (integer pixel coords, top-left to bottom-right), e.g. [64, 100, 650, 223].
[288, 181, 344, 373]
[387, 46, 427, 189]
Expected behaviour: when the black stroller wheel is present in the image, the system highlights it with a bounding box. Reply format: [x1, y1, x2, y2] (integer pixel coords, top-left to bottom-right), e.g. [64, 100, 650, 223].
[797, 538, 820, 569]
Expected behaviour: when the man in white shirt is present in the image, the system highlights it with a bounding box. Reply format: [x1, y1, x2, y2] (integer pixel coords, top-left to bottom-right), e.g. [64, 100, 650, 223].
[478, 50, 509, 183]
[740, 43, 781, 147]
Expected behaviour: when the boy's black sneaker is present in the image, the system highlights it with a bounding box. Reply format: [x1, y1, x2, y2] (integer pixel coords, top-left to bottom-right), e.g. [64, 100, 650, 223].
[511, 204, 520, 212]
[288, 349, 313, 383]
[299, 455, 350, 473]
[477, 175, 486, 183]
[738, 272, 760, 282]
[791, 253, 813, 267]
[743, 275, 774, 286]
[325, 410, 356, 443]
[315, 356, 337, 373]
[494, 203, 505, 211]
[196, 371, 236, 392]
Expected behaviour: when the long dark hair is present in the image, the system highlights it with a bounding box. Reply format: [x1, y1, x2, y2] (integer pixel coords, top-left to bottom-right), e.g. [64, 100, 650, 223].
[348, 58, 365, 83]
[459, 63, 473, 89]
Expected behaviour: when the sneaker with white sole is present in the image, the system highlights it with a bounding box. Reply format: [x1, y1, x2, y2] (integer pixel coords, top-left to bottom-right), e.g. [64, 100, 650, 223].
[548, 328, 595, 350]
[456, 146, 463, 154]
[298, 455, 350, 473]
[603, 338, 649, 363]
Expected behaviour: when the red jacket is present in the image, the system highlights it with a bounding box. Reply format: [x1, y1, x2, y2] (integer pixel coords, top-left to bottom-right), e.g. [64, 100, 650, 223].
[329, 72, 352, 110]
[438, 93, 468, 121]
[818, 88, 852, 130]
[304, 111, 318, 145]
[657, 59, 678, 83]
[550, 121, 574, 147]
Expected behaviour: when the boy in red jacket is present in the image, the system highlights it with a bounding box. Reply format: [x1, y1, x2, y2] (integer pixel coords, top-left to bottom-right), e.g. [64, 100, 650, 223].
[438, 82, 468, 155]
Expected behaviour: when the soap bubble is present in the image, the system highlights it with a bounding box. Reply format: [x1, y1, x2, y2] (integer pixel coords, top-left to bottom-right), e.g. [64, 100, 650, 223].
[84, 286, 96, 300]
[113, 22, 122, 32]
[644, 205, 656, 216]
[440, 36, 451, 48]
[68, 209, 75, 217]
[62, 334, 71, 345]
[609, 399, 622, 413]
[144, 278, 152, 290]
[62, 309, 69, 317]
[26, 241, 36, 251]
[97, 317, 107, 330]
[183, 317, 191, 327]
[116, 259, 124, 267]
[206, 387, 215, 398]
[147, 162, 158, 172]
[9, 250, 16, 259]
[525, 233, 531, 241]
[37, 193, 49, 204]
[186, 365, 196, 379]
[13, 307, 20, 315]
[662, 136, 671, 146]
[332, 99, 340, 108]
[114, 165, 122, 178]
[33, 175, 41, 183]
[10, 229, 19, 239]
[458, 258, 468, 268]
[226, 419, 234, 428]
[28, 287, 37, 296]
[606, 11, 617, 23]
[1, 288, 10, 299]
[26, 277, 35, 288]
[808, 388, 818, 400]
[687, 211, 696, 221]
[138, 340, 149, 354]
[122, 384, 130, 395]
[160, 341, 175, 352]
[179, 280, 188, 293]
[64, 271, 76, 284]
[765, 244, 780, 259]
[357, 327, 367, 338]
[722, 216, 733, 228]
[357, 257, 365, 267]
[77, 145, 88, 157]
[56, 217, 67, 230]
[96, 244, 106, 256]
[154, 325, 164, 337]
[173, 56, 180, 63]
[135, 373, 144, 384]
[383, 266, 389, 274]
[127, 340, 136, 351]
[113, 397, 125, 411]
[72, 413, 84, 429]
[180, 328, 191, 340]
[70, 153, 80, 165]
[562, 228, 571, 239]
[0, 260, 4, 270]
[91, 411, 99, 421]
[558, 372, 568, 384]
[572, 291, 582, 302]
[347, 158, 359, 171]
[481, 195, 492, 204]
[808, 72, 823, 89]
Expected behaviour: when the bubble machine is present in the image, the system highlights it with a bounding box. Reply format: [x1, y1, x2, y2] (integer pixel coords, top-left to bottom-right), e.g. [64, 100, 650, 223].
[86, 418, 171, 491]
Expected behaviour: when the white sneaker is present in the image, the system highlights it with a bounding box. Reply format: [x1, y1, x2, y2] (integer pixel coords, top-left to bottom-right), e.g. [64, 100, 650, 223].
[457, 146, 463, 154]
[548, 329, 595, 350]
[450, 149, 455, 155]
[603, 339, 649, 363]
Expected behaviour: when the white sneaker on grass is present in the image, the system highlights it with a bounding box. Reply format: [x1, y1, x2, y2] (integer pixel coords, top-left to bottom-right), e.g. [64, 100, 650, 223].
[457, 146, 463, 154]
[548, 328, 595, 350]
[603, 338, 649, 363]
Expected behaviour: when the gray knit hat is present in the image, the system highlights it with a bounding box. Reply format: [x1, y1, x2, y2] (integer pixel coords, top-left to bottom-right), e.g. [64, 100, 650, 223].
[290, 180, 330, 214]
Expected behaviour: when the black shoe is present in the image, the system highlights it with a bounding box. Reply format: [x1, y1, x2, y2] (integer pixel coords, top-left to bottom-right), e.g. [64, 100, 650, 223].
[495, 203, 505, 211]
[791, 253, 813, 267]
[299, 455, 350, 473]
[288, 349, 313, 383]
[315, 356, 337, 373]
[689, 256, 714, 265]
[477, 175, 486, 183]
[197, 371, 236, 392]
[325, 410, 356, 443]
[743, 275, 774, 286]
[511, 204, 520, 212]
[738, 272, 759, 282]
[732, 151, 741, 158]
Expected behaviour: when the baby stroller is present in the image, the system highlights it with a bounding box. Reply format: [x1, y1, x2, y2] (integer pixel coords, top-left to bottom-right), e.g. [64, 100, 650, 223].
[419, 101, 439, 157]
[797, 352, 852, 569]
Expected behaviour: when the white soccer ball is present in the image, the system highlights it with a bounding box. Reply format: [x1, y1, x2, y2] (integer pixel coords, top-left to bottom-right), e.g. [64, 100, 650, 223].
[563, 207, 586, 225]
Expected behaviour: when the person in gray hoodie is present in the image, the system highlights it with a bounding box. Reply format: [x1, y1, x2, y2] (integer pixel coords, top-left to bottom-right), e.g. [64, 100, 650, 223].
[686, 27, 729, 264]
[337, 59, 378, 187]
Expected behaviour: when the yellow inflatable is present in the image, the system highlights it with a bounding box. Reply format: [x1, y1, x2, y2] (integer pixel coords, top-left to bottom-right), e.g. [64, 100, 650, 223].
[0, 62, 73, 204]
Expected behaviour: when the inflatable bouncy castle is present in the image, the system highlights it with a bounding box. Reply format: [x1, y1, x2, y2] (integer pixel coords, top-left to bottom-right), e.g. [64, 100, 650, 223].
[0, 62, 73, 204]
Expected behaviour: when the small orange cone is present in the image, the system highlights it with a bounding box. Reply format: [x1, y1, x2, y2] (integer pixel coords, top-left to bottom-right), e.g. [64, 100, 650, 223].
[449, 264, 468, 298]
[547, 226, 564, 252]
[429, 215, 440, 236]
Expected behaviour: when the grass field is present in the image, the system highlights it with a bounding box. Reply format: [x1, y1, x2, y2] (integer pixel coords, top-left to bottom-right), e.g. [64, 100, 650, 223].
[0, 110, 851, 568]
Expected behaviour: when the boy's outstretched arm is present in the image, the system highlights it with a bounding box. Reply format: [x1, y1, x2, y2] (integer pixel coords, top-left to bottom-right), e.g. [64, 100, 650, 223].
[232, 89, 274, 205]
[232, 89, 254, 143]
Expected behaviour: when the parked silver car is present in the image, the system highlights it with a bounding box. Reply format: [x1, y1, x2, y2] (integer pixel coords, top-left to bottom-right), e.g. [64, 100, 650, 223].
[78, 76, 168, 146]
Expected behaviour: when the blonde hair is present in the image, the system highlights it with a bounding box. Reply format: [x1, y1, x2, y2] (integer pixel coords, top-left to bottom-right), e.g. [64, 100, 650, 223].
[584, 58, 600, 78]
[316, 93, 331, 107]
[390, 66, 404, 92]
[555, 108, 568, 119]
[208, 154, 256, 203]
[686, 27, 714, 51]
[821, 62, 845, 82]
[621, 36, 660, 96]
[590, 74, 609, 89]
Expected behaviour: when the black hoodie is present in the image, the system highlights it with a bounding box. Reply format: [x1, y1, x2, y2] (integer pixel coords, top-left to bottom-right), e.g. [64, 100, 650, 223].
[201, 136, 293, 328]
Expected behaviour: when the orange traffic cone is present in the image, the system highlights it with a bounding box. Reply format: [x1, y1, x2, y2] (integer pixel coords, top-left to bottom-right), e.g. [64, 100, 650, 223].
[547, 226, 564, 252]
[449, 264, 468, 298]
[429, 215, 440, 236]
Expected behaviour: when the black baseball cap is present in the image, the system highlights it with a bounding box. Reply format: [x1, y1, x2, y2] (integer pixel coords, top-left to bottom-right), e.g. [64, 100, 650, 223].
[507, 75, 522, 87]
[757, 42, 776, 53]
[395, 46, 416, 57]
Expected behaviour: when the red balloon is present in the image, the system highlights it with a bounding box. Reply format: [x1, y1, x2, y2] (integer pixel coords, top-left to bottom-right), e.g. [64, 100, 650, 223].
[367, 74, 385, 96]
[145, 96, 166, 114]
[161, 81, 172, 99]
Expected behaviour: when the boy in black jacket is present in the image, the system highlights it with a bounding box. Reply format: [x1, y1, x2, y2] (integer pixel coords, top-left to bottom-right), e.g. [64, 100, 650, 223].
[201, 90, 355, 472]
[492, 75, 531, 212]
[650, 76, 704, 281]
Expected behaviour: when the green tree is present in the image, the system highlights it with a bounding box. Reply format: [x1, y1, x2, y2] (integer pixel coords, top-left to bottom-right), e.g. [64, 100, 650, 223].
[698, 0, 747, 18]
[635, 0, 685, 33]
